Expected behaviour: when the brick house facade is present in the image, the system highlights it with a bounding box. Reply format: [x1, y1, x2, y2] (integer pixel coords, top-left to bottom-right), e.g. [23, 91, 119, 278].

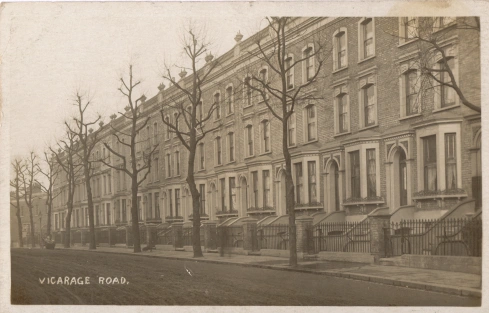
[51, 17, 481, 231]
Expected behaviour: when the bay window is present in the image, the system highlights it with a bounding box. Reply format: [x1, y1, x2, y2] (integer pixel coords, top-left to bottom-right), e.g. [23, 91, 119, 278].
[445, 133, 457, 190]
[307, 161, 317, 203]
[350, 151, 361, 198]
[366, 149, 376, 197]
[423, 135, 437, 191]
[294, 163, 303, 204]
[263, 170, 270, 207]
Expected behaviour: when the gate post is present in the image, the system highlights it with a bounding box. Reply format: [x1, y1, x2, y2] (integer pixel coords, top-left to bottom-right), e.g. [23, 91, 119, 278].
[81, 229, 87, 246]
[202, 220, 218, 251]
[242, 219, 258, 252]
[172, 222, 184, 249]
[125, 225, 133, 247]
[108, 226, 117, 246]
[146, 224, 157, 247]
[367, 208, 391, 263]
[295, 216, 314, 256]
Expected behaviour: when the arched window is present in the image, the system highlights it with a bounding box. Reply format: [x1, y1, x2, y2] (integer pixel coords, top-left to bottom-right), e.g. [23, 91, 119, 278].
[226, 85, 234, 115]
[333, 29, 348, 70]
[214, 92, 221, 119]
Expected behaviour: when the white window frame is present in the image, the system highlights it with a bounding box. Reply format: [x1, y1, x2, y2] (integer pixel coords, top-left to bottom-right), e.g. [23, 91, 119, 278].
[434, 17, 456, 31]
[302, 44, 315, 84]
[243, 76, 253, 107]
[399, 17, 418, 44]
[227, 131, 235, 163]
[214, 91, 221, 120]
[333, 84, 350, 135]
[225, 84, 234, 115]
[198, 142, 205, 170]
[260, 119, 271, 154]
[433, 45, 459, 111]
[333, 27, 348, 71]
[358, 17, 375, 61]
[258, 66, 269, 101]
[399, 62, 422, 119]
[415, 123, 462, 192]
[304, 103, 318, 142]
[215, 136, 222, 166]
[358, 74, 378, 128]
[344, 143, 381, 200]
[285, 54, 295, 90]
[287, 104, 296, 147]
[165, 115, 170, 140]
[244, 123, 254, 158]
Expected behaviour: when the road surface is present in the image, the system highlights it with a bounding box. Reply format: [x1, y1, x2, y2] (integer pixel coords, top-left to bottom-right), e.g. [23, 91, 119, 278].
[11, 249, 480, 306]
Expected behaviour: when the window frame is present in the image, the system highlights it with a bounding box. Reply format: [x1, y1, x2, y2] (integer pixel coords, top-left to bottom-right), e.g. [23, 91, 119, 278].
[245, 124, 254, 158]
[305, 103, 317, 142]
[333, 84, 350, 135]
[358, 18, 375, 61]
[225, 84, 234, 115]
[214, 91, 221, 120]
[285, 54, 295, 90]
[302, 44, 315, 83]
[260, 119, 271, 154]
[228, 131, 235, 162]
[333, 28, 348, 71]
[243, 76, 253, 107]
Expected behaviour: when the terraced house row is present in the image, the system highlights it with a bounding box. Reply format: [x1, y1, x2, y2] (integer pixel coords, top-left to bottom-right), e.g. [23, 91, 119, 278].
[51, 17, 481, 239]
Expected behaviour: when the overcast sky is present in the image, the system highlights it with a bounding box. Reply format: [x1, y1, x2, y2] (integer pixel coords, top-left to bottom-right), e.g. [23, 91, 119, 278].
[2, 0, 479, 161]
[3, 2, 268, 159]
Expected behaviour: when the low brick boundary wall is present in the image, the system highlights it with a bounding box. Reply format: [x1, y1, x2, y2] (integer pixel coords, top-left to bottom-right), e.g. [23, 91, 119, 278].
[380, 255, 482, 274]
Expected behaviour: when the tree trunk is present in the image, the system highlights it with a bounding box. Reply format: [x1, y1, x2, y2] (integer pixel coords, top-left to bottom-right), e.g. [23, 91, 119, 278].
[28, 206, 36, 248]
[283, 119, 297, 266]
[85, 174, 96, 250]
[15, 201, 24, 248]
[65, 208, 72, 248]
[131, 173, 141, 253]
[46, 193, 52, 236]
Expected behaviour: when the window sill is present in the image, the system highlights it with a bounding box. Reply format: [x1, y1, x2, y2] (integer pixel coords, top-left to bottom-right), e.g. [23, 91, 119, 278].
[358, 124, 378, 132]
[226, 112, 235, 118]
[244, 155, 255, 160]
[432, 104, 459, 114]
[358, 55, 376, 64]
[397, 38, 418, 48]
[332, 66, 348, 74]
[398, 113, 422, 121]
[243, 104, 253, 109]
[287, 86, 295, 92]
[227, 160, 236, 165]
[432, 22, 457, 34]
[214, 164, 223, 168]
[287, 144, 297, 149]
[303, 139, 318, 145]
[333, 131, 351, 138]
[259, 151, 272, 156]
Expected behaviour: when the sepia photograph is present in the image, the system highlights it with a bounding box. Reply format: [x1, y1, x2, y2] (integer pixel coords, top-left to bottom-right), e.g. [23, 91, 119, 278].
[1, 0, 486, 310]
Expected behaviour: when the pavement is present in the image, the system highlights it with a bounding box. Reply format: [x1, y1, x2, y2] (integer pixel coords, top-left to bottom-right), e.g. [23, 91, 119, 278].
[63, 245, 481, 298]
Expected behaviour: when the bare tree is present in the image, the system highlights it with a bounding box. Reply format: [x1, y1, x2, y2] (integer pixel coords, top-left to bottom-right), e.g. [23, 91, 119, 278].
[19, 152, 40, 247]
[102, 65, 158, 253]
[66, 92, 102, 250]
[389, 17, 480, 113]
[244, 17, 328, 266]
[159, 27, 221, 258]
[51, 130, 82, 248]
[37, 150, 60, 237]
[10, 158, 25, 247]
